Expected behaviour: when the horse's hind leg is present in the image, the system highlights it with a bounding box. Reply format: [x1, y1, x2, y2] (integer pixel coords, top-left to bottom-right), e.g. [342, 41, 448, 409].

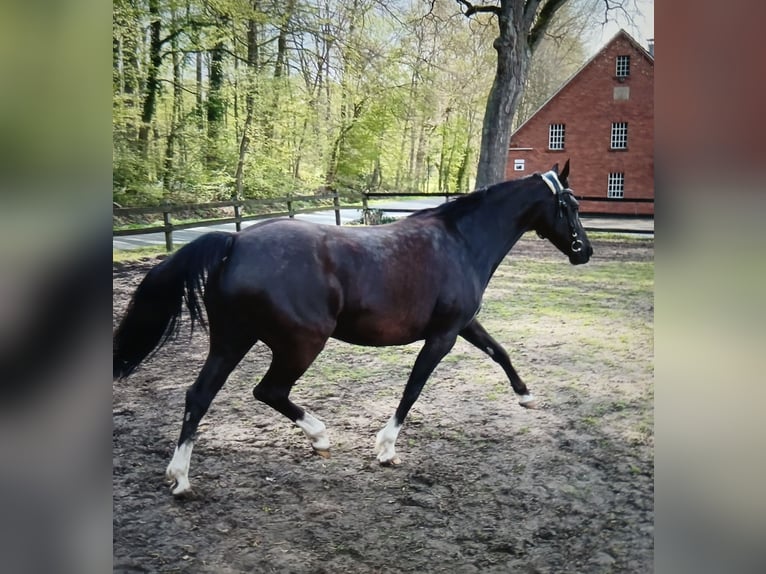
[459, 319, 536, 408]
[166, 339, 254, 497]
[253, 338, 330, 456]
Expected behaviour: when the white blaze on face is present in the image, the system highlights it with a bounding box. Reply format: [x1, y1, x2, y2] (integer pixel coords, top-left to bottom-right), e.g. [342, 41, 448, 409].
[166, 440, 194, 495]
[375, 415, 402, 464]
[295, 412, 330, 451]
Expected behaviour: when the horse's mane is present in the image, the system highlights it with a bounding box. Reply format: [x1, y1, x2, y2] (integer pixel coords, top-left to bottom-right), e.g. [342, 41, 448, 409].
[407, 177, 528, 225]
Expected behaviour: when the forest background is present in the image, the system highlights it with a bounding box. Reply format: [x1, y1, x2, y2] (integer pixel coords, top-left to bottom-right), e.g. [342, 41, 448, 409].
[112, 0, 646, 207]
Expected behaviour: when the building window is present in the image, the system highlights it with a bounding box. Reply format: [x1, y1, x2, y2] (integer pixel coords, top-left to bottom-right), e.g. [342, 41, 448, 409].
[616, 55, 630, 77]
[549, 124, 565, 150]
[513, 159, 525, 171]
[611, 122, 628, 149]
[608, 173, 625, 198]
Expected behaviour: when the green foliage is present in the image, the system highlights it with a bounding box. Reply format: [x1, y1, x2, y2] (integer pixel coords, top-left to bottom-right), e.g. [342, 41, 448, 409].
[112, 0, 592, 207]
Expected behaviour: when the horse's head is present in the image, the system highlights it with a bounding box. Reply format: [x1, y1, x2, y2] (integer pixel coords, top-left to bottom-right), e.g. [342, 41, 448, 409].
[533, 160, 593, 265]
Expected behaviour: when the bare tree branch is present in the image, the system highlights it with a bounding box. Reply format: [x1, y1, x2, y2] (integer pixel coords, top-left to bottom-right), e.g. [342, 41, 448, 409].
[456, 0, 502, 17]
[598, 0, 638, 28]
[528, 0, 569, 50]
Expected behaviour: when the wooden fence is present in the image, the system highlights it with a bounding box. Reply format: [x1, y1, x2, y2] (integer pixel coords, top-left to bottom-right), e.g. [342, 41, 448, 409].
[113, 190, 652, 251]
[113, 191, 363, 252]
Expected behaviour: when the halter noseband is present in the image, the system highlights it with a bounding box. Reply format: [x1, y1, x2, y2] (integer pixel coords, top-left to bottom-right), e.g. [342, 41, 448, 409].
[539, 171, 583, 253]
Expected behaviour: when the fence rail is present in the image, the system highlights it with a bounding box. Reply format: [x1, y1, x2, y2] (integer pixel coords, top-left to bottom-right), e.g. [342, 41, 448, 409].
[114, 189, 653, 251]
[113, 191, 366, 251]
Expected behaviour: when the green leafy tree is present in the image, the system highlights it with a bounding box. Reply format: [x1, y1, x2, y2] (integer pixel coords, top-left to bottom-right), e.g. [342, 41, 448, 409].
[456, 0, 634, 187]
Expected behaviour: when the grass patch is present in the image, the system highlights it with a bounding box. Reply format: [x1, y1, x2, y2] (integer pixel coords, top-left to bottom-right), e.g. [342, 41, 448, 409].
[113, 246, 172, 263]
[587, 231, 654, 242]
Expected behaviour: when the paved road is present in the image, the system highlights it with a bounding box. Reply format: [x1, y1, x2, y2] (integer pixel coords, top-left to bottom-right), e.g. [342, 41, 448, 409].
[113, 197, 652, 251]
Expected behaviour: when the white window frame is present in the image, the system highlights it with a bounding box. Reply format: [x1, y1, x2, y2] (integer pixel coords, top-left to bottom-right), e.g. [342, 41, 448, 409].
[513, 159, 525, 171]
[616, 55, 630, 78]
[548, 123, 565, 150]
[608, 172, 625, 198]
[611, 122, 628, 149]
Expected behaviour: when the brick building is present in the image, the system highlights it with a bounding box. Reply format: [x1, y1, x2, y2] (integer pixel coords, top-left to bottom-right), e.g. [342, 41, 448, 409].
[507, 30, 654, 216]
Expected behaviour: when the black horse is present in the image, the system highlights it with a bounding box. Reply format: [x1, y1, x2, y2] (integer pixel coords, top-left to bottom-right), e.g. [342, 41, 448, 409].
[114, 161, 592, 496]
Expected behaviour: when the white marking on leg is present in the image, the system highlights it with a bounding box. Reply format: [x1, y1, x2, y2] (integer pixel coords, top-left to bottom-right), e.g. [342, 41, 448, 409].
[166, 440, 194, 496]
[375, 415, 402, 464]
[295, 412, 330, 452]
[486, 346, 495, 357]
[517, 393, 537, 407]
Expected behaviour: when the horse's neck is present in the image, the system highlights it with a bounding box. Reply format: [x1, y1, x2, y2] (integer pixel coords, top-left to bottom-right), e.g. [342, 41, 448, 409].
[459, 185, 544, 283]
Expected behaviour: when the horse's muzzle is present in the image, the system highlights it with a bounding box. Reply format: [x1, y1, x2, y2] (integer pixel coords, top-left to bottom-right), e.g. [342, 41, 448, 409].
[569, 243, 593, 265]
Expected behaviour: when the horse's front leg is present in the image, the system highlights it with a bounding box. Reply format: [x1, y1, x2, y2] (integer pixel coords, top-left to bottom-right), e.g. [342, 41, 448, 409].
[459, 319, 537, 408]
[376, 333, 458, 465]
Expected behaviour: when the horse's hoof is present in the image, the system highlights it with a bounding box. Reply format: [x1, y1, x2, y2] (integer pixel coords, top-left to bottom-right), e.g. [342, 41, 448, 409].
[314, 448, 331, 459]
[378, 456, 401, 467]
[170, 482, 194, 498]
[172, 488, 195, 500]
[518, 394, 537, 409]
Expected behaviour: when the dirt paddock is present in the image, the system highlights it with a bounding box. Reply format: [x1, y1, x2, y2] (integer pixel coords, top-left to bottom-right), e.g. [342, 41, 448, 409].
[113, 235, 653, 573]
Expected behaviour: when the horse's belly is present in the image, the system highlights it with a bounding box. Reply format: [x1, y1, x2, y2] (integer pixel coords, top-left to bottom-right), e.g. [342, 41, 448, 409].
[331, 313, 427, 347]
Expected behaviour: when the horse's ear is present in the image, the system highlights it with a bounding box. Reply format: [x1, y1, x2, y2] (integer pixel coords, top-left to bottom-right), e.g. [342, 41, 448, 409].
[560, 159, 570, 185]
[550, 163, 559, 174]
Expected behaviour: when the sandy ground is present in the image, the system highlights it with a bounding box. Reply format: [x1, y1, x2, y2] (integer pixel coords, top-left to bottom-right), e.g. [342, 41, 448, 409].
[113, 235, 653, 573]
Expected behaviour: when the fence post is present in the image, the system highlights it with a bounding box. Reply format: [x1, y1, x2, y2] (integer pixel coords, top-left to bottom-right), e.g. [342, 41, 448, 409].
[333, 191, 341, 226]
[162, 207, 173, 252]
[233, 198, 242, 231]
[362, 193, 369, 225]
[287, 194, 294, 218]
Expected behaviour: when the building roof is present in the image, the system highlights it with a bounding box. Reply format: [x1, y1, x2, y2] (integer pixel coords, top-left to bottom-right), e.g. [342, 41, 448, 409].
[510, 29, 654, 138]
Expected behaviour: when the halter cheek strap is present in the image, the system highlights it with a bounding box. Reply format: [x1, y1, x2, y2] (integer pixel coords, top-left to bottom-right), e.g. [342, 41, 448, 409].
[539, 171, 583, 253]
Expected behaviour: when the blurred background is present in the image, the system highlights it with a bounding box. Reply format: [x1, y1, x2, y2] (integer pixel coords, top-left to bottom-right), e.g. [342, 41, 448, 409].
[0, 0, 764, 572]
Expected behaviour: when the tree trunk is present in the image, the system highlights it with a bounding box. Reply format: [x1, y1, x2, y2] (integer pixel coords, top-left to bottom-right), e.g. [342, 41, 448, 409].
[395, 70, 418, 189]
[138, 0, 162, 164]
[162, 15, 183, 193]
[234, 15, 260, 198]
[325, 2, 360, 190]
[196, 51, 204, 128]
[207, 42, 225, 139]
[456, 144, 471, 192]
[113, 32, 121, 95]
[274, 0, 295, 79]
[234, 101, 254, 198]
[474, 4, 530, 188]
[266, 0, 295, 143]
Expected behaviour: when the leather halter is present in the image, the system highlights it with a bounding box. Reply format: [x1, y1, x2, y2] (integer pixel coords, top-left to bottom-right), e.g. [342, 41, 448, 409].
[538, 171, 583, 253]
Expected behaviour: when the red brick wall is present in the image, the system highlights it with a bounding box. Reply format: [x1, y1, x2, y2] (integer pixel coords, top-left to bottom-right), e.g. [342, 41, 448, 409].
[507, 32, 654, 216]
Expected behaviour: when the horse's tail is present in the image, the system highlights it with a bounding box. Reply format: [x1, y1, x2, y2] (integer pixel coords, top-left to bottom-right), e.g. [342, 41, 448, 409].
[113, 231, 235, 380]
